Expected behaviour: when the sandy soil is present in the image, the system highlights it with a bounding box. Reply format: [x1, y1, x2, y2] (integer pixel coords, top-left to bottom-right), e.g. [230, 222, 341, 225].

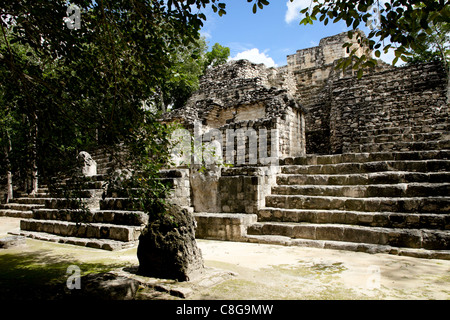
[1, 216, 449, 300]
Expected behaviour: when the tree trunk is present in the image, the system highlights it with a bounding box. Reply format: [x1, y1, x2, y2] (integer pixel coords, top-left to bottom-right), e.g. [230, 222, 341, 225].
[29, 111, 38, 195]
[158, 87, 166, 113]
[4, 130, 13, 202]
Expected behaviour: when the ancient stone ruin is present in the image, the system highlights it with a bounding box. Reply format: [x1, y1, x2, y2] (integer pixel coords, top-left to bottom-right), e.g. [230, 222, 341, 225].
[2, 31, 449, 261]
[77, 151, 97, 177]
[137, 204, 204, 281]
[163, 31, 450, 259]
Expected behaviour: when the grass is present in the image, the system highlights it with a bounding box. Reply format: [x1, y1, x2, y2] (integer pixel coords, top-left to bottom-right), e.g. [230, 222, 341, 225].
[0, 246, 130, 300]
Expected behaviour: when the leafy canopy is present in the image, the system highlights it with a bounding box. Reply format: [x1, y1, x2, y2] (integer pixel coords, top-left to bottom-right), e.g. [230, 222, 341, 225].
[0, 0, 230, 210]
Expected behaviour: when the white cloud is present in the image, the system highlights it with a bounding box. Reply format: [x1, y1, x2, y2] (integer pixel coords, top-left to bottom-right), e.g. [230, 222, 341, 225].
[285, 0, 311, 24]
[230, 48, 277, 68]
[378, 48, 395, 65]
[377, 46, 406, 66]
[200, 30, 212, 39]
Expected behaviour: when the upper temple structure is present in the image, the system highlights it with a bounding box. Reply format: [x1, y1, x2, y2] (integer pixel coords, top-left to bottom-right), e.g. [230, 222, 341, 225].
[164, 30, 446, 161]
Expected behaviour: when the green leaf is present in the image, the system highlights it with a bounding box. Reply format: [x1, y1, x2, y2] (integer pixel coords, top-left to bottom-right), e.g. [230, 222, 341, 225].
[342, 58, 352, 70]
[357, 69, 364, 79]
[300, 8, 309, 14]
[392, 56, 399, 65]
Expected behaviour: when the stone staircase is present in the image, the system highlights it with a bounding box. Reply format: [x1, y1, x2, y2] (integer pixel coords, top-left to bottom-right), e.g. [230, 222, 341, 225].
[0, 187, 50, 218]
[8, 148, 192, 251]
[246, 149, 450, 259]
[339, 106, 450, 154]
[8, 148, 151, 251]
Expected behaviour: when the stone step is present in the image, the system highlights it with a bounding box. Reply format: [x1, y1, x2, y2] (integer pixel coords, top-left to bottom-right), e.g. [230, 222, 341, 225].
[90, 149, 128, 162]
[281, 159, 450, 175]
[10, 230, 137, 251]
[265, 195, 450, 213]
[14, 190, 50, 198]
[20, 192, 51, 198]
[280, 150, 450, 166]
[247, 222, 450, 250]
[276, 171, 450, 186]
[258, 208, 450, 230]
[360, 132, 446, 144]
[0, 209, 33, 218]
[272, 183, 450, 198]
[20, 219, 144, 242]
[90, 174, 108, 181]
[45, 196, 102, 210]
[0, 203, 45, 211]
[100, 198, 141, 211]
[32, 208, 148, 226]
[244, 235, 450, 260]
[91, 155, 113, 164]
[360, 126, 450, 137]
[89, 148, 128, 158]
[97, 167, 112, 175]
[358, 111, 444, 122]
[357, 140, 450, 153]
[14, 198, 48, 205]
[56, 174, 107, 183]
[59, 179, 105, 190]
[194, 212, 258, 241]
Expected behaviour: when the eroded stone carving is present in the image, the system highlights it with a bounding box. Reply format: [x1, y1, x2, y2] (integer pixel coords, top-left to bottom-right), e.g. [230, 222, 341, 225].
[77, 151, 97, 177]
[137, 204, 204, 281]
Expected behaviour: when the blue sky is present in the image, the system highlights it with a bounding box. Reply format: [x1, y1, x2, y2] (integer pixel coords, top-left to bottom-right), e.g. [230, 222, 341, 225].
[200, 0, 395, 67]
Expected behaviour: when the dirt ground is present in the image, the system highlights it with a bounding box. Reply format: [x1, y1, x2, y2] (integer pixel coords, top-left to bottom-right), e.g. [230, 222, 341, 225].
[1, 216, 449, 300]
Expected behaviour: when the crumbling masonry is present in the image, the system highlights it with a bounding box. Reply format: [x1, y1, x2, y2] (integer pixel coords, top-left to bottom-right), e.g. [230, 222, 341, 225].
[3, 32, 450, 258]
[162, 31, 450, 258]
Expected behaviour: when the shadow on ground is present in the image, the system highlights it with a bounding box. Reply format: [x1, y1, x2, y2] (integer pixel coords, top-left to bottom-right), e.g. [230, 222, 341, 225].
[0, 249, 126, 300]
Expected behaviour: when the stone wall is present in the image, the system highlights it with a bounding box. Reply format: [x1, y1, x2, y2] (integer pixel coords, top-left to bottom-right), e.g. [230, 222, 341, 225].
[329, 61, 449, 154]
[189, 165, 278, 214]
[284, 33, 448, 154]
[287, 31, 369, 73]
[159, 169, 191, 209]
[285, 31, 392, 154]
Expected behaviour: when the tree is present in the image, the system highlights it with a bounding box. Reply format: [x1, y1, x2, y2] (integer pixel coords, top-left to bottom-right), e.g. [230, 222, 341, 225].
[210, 0, 448, 75]
[160, 38, 230, 111]
[0, 0, 233, 214]
[0, 97, 15, 202]
[404, 5, 450, 69]
[0, 29, 45, 196]
[205, 43, 231, 70]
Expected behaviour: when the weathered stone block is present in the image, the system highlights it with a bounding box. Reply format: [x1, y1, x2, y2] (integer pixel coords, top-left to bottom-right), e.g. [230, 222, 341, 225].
[316, 226, 344, 242]
[137, 205, 204, 281]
